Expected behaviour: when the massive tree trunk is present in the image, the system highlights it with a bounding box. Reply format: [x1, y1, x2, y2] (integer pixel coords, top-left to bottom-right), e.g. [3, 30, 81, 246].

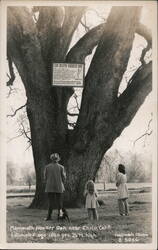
[7, 6, 152, 208]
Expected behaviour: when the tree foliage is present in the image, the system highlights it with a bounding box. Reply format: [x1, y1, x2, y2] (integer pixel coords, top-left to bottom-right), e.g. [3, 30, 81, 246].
[96, 150, 152, 183]
[21, 165, 36, 189]
[7, 161, 16, 185]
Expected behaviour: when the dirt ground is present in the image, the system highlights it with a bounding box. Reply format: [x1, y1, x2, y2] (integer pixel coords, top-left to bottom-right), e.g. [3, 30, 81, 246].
[7, 191, 152, 244]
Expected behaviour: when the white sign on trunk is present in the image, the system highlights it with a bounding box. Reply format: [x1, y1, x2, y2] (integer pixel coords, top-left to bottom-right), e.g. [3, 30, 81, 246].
[52, 63, 84, 87]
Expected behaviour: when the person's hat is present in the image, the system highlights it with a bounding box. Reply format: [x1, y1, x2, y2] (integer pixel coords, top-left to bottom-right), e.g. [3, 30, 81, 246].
[50, 153, 60, 162]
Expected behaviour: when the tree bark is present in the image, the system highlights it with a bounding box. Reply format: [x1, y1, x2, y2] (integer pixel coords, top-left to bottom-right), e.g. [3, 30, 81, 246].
[7, 7, 69, 208]
[62, 6, 144, 206]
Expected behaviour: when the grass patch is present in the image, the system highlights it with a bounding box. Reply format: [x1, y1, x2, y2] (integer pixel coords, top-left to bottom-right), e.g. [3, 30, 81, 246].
[7, 191, 152, 244]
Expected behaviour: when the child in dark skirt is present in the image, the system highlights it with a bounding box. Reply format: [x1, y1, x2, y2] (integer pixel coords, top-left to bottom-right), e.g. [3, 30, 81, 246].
[84, 180, 99, 221]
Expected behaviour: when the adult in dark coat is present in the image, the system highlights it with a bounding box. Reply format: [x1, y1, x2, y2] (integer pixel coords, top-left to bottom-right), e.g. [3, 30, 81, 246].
[44, 153, 66, 220]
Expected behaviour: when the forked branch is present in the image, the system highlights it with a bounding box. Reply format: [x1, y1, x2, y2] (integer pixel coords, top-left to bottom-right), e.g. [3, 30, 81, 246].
[67, 21, 151, 65]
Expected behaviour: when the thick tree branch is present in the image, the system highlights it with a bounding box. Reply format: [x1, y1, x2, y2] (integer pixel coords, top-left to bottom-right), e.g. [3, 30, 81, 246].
[67, 21, 151, 65]
[60, 6, 86, 60]
[35, 7, 86, 63]
[116, 62, 152, 134]
[35, 7, 85, 125]
[7, 7, 50, 97]
[71, 7, 142, 151]
[66, 23, 104, 63]
[36, 7, 64, 63]
[137, 23, 152, 46]
[52, 7, 86, 113]
[137, 23, 152, 64]
[140, 44, 151, 65]
[37, 7, 63, 31]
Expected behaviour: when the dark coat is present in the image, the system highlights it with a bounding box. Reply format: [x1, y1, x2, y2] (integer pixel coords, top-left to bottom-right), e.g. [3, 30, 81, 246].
[44, 162, 66, 193]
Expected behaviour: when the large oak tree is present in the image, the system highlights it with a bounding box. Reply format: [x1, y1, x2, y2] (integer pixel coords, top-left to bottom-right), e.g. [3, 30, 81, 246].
[7, 6, 152, 208]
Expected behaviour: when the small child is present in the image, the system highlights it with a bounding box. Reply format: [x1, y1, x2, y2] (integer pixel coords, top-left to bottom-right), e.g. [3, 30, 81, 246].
[116, 164, 129, 216]
[84, 180, 99, 221]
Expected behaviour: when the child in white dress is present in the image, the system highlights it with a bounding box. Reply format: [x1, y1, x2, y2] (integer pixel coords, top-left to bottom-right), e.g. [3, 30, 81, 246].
[84, 180, 99, 221]
[116, 164, 129, 216]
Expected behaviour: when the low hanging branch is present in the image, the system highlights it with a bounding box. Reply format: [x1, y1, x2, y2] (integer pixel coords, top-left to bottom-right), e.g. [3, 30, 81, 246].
[7, 103, 27, 118]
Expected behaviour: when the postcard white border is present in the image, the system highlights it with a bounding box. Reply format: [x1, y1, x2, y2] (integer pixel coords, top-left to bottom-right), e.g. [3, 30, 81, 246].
[0, 0, 157, 249]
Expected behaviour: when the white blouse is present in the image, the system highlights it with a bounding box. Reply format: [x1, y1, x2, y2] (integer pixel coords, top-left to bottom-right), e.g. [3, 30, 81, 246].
[116, 172, 129, 199]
